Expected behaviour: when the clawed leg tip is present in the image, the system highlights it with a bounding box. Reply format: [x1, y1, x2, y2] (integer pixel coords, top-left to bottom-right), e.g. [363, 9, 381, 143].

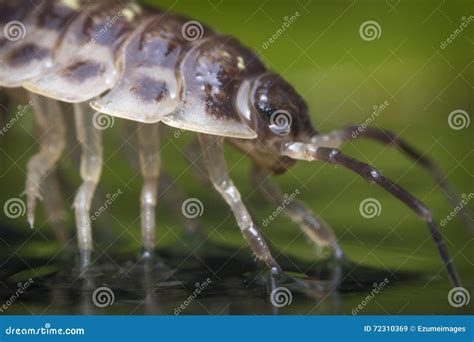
[26, 201, 36, 229]
[142, 251, 153, 259]
[270, 266, 282, 276]
[140, 246, 155, 260]
[78, 249, 93, 268]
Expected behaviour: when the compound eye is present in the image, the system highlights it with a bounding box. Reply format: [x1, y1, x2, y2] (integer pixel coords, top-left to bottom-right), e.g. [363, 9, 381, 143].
[255, 94, 293, 136]
[255, 94, 274, 119]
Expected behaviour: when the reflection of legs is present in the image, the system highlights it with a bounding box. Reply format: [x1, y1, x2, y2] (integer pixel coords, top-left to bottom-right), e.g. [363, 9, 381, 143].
[73, 103, 103, 258]
[25, 93, 65, 227]
[250, 164, 344, 260]
[198, 134, 280, 270]
[283, 143, 461, 287]
[312, 126, 472, 229]
[137, 123, 160, 257]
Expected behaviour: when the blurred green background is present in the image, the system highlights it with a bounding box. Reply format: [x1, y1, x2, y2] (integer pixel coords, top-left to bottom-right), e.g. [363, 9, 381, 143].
[0, 0, 472, 314]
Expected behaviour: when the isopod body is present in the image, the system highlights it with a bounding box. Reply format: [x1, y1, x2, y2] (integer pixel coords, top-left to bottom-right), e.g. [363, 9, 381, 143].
[0, 0, 467, 289]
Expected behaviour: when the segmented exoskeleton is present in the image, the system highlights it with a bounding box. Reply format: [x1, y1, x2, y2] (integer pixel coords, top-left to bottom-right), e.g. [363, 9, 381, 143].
[0, 0, 468, 288]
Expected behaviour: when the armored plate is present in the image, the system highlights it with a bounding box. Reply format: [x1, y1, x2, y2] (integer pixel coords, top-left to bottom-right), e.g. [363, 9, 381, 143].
[90, 14, 212, 123]
[0, 0, 83, 87]
[2, 1, 265, 139]
[161, 36, 263, 139]
[23, 1, 146, 103]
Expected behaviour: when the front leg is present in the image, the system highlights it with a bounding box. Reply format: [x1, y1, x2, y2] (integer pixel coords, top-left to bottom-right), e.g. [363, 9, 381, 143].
[198, 134, 280, 271]
[25, 93, 65, 228]
[250, 164, 344, 260]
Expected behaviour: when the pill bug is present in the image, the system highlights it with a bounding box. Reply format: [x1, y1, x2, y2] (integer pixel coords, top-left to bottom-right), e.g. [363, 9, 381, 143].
[0, 0, 468, 288]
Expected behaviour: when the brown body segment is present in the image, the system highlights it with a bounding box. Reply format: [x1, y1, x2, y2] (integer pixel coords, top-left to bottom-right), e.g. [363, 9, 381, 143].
[23, 0, 149, 102]
[0, 0, 85, 87]
[0, 0, 35, 41]
[0, 0, 275, 138]
[91, 13, 213, 123]
[163, 36, 266, 138]
[0, 0, 27, 20]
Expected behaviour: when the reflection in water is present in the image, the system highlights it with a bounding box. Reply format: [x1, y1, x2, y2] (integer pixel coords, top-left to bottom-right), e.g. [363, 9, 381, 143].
[0, 237, 406, 315]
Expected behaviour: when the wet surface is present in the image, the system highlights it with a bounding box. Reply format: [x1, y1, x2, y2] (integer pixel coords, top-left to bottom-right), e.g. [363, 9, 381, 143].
[0, 225, 430, 315]
[0, 254, 394, 315]
[1, 0, 473, 318]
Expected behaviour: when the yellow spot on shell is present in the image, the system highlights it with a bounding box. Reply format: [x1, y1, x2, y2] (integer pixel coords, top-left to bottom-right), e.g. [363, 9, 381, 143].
[237, 56, 245, 69]
[121, 8, 135, 21]
[61, 0, 80, 10]
[129, 2, 143, 14]
[121, 3, 142, 21]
